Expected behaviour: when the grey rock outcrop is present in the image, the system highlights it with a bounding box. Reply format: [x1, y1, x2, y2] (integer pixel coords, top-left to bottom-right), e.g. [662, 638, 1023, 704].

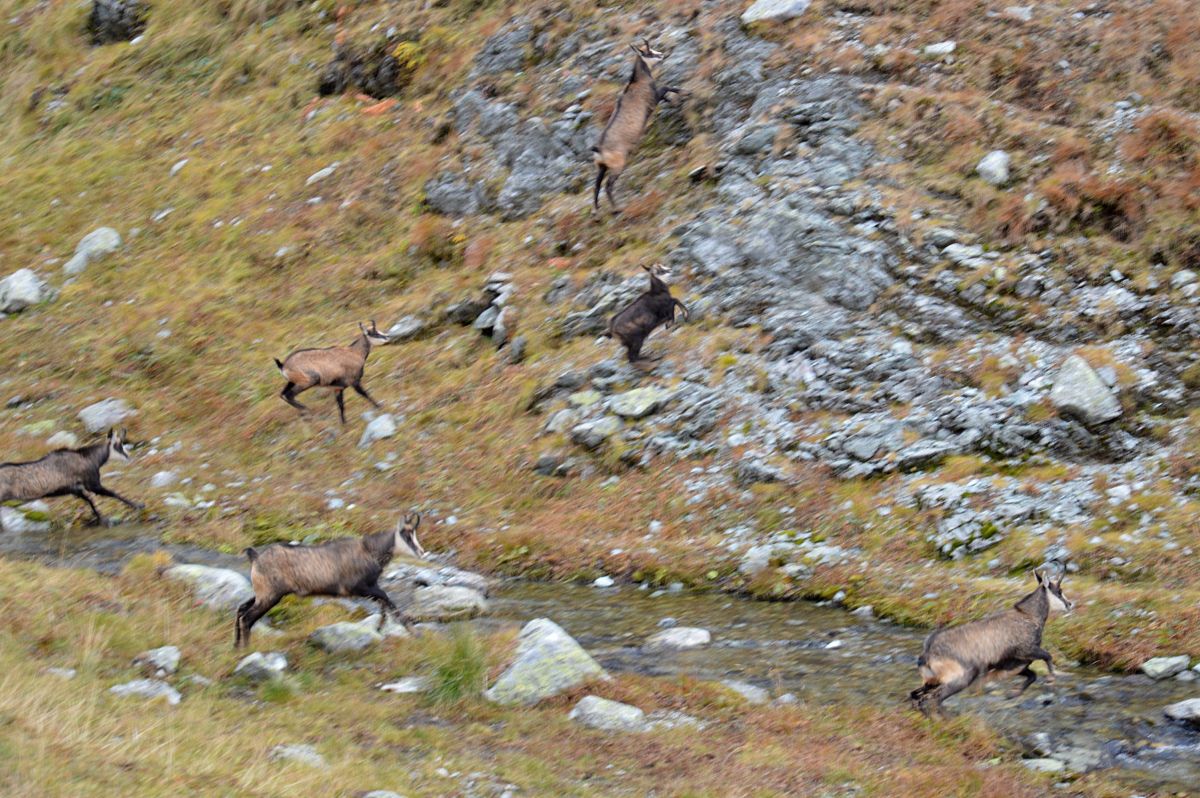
[485, 618, 608, 705]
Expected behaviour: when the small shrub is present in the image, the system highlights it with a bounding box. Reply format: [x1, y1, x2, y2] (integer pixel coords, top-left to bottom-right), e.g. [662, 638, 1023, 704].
[428, 625, 487, 704]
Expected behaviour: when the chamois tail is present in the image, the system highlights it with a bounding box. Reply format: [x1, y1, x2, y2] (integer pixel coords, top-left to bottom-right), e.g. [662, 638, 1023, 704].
[273, 358, 284, 373]
[243, 547, 258, 562]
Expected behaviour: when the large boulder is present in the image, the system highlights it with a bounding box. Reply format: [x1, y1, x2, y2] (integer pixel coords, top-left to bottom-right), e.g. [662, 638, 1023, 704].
[1164, 697, 1200, 725]
[309, 621, 382, 653]
[0, 269, 44, 313]
[609, 387, 670, 420]
[0, 503, 52, 534]
[485, 618, 608, 705]
[64, 227, 122, 275]
[78, 398, 135, 433]
[741, 0, 812, 24]
[568, 695, 649, 732]
[1049, 355, 1122, 425]
[405, 585, 488, 622]
[163, 564, 254, 612]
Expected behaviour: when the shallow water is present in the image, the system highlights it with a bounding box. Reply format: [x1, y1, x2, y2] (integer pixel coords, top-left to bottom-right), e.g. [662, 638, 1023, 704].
[3, 525, 1198, 789]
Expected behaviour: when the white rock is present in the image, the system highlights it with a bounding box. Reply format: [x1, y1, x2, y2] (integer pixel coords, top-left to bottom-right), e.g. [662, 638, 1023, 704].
[406, 585, 489, 622]
[740, 0, 811, 24]
[358, 414, 397, 448]
[592, 576, 615, 588]
[569, 695, 649, 732]
[485, 618, 608, 705]
[150, 470, 179, 489]
[1022, 758, 1066, 773]
[721, 679, 769, 704]
[234, 652, 288, 682]
[1164, 697, 1200, 724]
[134, 646, 181, 676]
[46, 431, 78, 449]
[163, 564, 254, 612]
[309, 621, 383, 653]
[976, 150, 1011, 186]
[1049, 355, 1122, 425]
[380, 676, 432, 694]
[924, 40, 957, 56]
[170, 159, 189, 176]
[1004, 5, 1033, 22]
[0, 269, 45, 313]
[1141, 655, 1192, 680]
[78, 398, 135, 433]
[109, 679, 180, 705]
[269, 744, 326, 768]
[0, 505, 51, 534]
[305, 164, 338, 186]
[64, 227, 122, 275]
[45, 667, 77, 680]
[644, 627, 712, 651]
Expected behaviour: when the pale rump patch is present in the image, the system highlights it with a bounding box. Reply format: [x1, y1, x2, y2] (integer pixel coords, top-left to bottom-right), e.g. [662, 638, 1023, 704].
[924, 656, 965, 686]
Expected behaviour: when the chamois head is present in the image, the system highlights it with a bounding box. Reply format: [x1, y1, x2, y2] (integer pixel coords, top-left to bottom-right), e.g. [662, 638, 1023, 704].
[359, 319, 391, 346]
[394, 512, 426, 559]
[630, 38, 667, 70]
[1035, 564, 1073, 614]
[106, 427, 131, 463]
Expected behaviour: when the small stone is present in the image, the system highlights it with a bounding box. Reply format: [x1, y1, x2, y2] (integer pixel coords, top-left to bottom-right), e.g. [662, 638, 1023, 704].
[234, 652, 288, 682]
[380, 676, 432, 694]
[570, 417, 621, 450]
[609, 387, 669, 420]
[45, 667, 77, 680]
[592, 576, 615, 588]
[358, 414, 397, 448]
[363, 792, 406, 798]
[269, 744, 327, 768]
[109, 679, 181, 705]
[721, 680, 769, 704]
[134, 646, 181, 676]
[305, 164, 337, 186]
[644, 627, 711, 651]
[406, 585, 489, 622]
[924, 40, 957, 56]
[163, 564, 254, 612]
[309, 621, 383, 653]
[507, 335, 527, 364]
[568, 695, 649, 732]
[1164, 697, 1200, 724]
[64, 227, 122, 275]
[1171, 269, 1198, 289]
[1004, 5, 1033, 22]
[740, 0, 812, 24]
[78, 398, 135, 433]
[1022, 758, 1066, 773]
[976, 150, 1011, 187]
[170, 159, 189, 176]
[0, 269, 45, 313]
[150, 470, 178, 489]
[45, 431, 79, 449]
[385, 315, 425, 341]
[1140, 655, 1191, 680]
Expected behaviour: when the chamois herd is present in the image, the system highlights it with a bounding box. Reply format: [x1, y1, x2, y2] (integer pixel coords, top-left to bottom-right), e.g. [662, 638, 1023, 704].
[0, 38, 1077, 718]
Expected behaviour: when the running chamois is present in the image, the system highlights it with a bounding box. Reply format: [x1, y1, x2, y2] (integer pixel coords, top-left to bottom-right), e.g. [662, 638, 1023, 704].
[235, 513, 426, 648]
[274, 320, 391, 424]
[592, 38, 686, 213]
[0, 427, 142, 526]
[607, 263, 689, 362]
[910, 565, 1073, 718]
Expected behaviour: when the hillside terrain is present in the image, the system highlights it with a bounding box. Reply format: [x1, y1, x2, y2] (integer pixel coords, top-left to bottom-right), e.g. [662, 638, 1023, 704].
[2, 0, 1200, 795]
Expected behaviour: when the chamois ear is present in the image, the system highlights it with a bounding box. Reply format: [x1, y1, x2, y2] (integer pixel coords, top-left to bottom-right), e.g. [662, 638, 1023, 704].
[370, 319, 378, 332]
[405, 512, 421, 530]
[642, 264, 653, 272]
[107, 427, 115, 441]
[359, 322, 367, 334]
[629, 42, 642, 55]
[1034, 568, 1046, 585]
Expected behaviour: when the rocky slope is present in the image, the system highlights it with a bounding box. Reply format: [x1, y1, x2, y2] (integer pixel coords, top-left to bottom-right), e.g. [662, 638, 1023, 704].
[1, 0, 1199, 673]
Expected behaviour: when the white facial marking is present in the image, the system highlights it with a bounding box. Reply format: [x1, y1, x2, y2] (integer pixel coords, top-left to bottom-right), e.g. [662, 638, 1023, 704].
[1047, 588, 1070, 614]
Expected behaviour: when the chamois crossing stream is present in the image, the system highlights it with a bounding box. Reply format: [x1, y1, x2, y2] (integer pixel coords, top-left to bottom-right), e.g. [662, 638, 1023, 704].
[3, 524, 1199, 790]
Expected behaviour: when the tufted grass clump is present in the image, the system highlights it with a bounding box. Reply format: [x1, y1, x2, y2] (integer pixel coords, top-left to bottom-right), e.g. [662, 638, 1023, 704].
[427, 624, 487, 704]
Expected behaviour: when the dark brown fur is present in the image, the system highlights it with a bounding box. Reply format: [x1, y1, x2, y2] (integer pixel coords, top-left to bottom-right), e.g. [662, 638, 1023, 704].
[607, 266, 689, 362]
[274, 321, 389, 424]
[235, 514, 423, 648]
[0, 428, 141, 525]
[592, 40, 686, 212]
[910, 568, 1072, 717]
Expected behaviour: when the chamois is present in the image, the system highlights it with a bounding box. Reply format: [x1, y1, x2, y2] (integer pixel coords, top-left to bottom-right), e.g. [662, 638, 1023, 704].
[235, 513, 425, 648]
[910, 565, 1073, 718]
[0, 428, 142, 526]
[606, 264, 689, 362]
[592, 38, 686, 213]
[274, 320, 391, 424]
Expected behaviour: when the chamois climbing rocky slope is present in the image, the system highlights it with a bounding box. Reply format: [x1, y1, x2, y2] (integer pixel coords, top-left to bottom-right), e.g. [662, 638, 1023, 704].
[3, 0, 1200, 683]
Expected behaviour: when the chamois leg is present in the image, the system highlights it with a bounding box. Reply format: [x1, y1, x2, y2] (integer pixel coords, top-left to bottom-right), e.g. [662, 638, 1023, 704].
[1034, 647, 1056, 684]
[72, 490, 104, 525]
[280, 382, 308, 413]
[355, 583, 405, 633]
[910, 683, 936, 715]
[236, 596, 281, 649]
[929, 668, 978, 718]
[592, 164, 608, 211]
[90, 483, 144, 511]
[604, 173, 622, 214]
[334, 389, 347, 425]
[1009, 665, 1038, 698]
[234, 597, 254, 648]
[352, 382, 381, 409]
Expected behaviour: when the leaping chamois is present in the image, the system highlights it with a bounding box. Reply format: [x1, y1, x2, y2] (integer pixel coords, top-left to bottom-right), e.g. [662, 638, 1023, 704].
[910, 565, 1073, 718]
[606, 264, 689, 362]
[274, 321, 391, 424]
[592, 38, 687, 213]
